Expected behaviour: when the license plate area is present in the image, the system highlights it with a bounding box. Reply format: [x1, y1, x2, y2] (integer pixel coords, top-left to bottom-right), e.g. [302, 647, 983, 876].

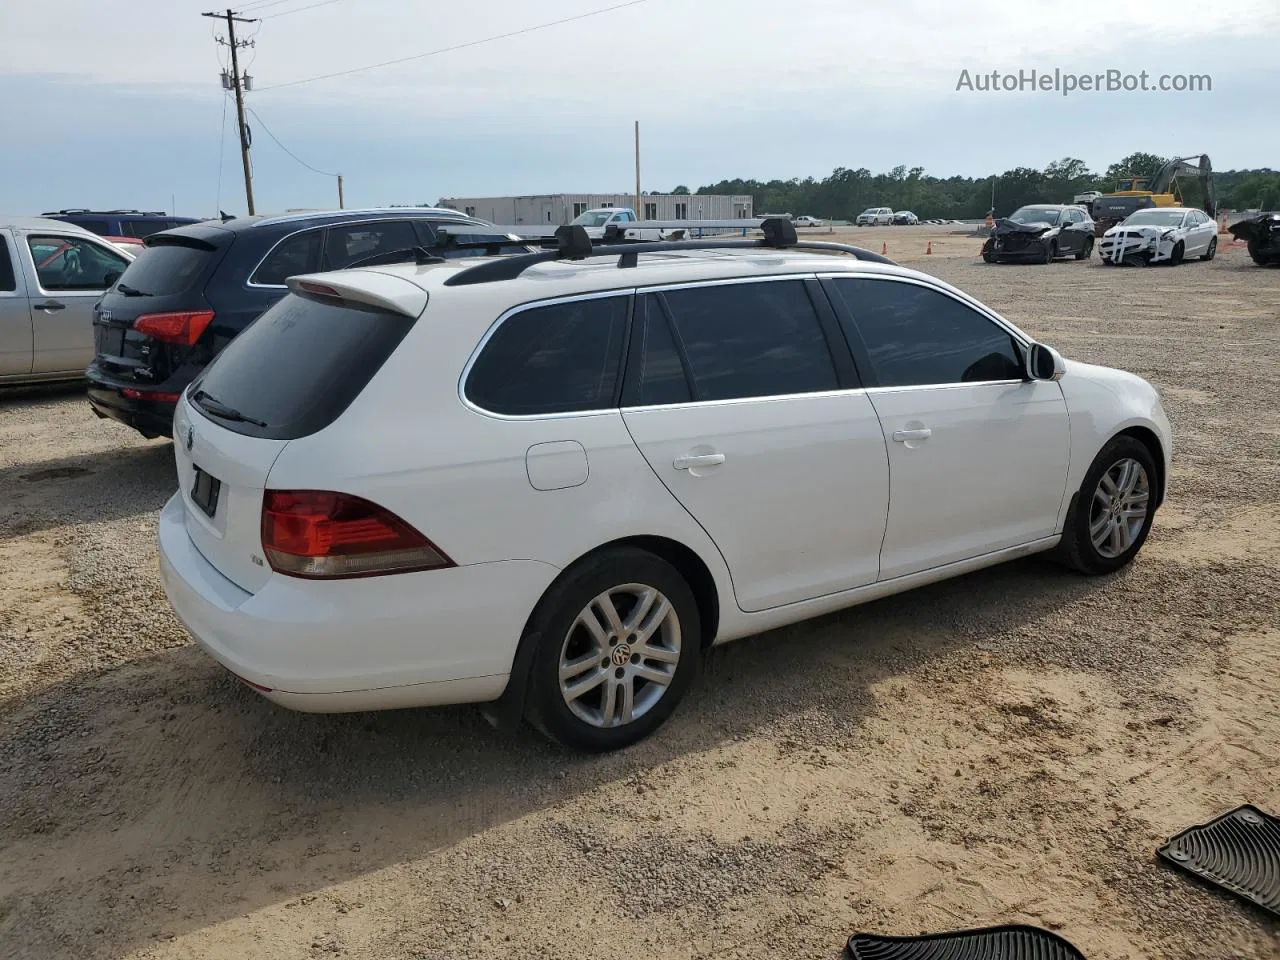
[95, 324, 126, 357]
[191, 466, 221, 519]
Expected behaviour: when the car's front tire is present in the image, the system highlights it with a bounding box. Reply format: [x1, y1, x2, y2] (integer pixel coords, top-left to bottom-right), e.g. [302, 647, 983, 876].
[522, 548, 701, 751]
[1056, 435, 1158, 575]
[1170, 240, 1185, 265]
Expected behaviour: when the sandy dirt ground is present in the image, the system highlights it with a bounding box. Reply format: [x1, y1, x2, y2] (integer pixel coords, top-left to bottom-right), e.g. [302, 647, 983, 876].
[1, 226, 1278, 960]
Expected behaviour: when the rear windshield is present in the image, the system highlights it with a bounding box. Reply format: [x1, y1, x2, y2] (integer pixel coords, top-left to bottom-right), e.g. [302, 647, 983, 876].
[189, 293, 416, 440]
[115, 242, 215, 296]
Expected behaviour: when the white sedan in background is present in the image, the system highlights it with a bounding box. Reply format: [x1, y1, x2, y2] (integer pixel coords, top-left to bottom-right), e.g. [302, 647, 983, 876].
[1099, 207, 1218, 265]
[793, 216, 825, 227]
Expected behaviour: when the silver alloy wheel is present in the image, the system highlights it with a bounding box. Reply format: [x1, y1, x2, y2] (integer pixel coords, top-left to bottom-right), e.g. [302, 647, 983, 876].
[1090, 457, 1150, 559]
[557, 584, 682, 729]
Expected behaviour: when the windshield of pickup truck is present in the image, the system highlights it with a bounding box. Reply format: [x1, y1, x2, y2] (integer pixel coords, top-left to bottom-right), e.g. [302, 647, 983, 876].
[571, 211, 614, 227]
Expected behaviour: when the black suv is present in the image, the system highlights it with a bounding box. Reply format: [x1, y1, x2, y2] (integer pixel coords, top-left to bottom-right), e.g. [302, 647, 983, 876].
[87, 208, 517, 438]
[43, 209, 202, 238]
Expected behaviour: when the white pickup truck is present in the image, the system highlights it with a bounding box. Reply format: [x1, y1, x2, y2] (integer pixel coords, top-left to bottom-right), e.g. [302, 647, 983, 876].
[569, 207, 684, 240]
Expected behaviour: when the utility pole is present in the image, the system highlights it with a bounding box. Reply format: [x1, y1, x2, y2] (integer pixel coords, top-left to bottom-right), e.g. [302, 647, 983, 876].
[634, 121, 642, 218]
[204, 9, 257, 215]
[337, 174, 344, 209]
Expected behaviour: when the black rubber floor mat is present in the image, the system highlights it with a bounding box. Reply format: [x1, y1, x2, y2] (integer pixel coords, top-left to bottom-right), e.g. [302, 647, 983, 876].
[845, 924, 1087, 959]
[1158, 804, 1280, 917]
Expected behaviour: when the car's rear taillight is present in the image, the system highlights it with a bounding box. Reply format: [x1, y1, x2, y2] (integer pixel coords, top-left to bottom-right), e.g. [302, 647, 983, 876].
[133, 310, 215, 346]
[261, 490, 453, 579]
[122, 388, 181, 403]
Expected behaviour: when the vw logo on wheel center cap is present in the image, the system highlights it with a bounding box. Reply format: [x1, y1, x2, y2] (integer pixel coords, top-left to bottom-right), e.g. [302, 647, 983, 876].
[611, 644, 632, 667]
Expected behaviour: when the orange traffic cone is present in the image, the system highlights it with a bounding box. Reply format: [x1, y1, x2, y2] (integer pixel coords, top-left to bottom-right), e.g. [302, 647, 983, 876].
[926, 241, 933, 255]
[881, 242, 888, 255]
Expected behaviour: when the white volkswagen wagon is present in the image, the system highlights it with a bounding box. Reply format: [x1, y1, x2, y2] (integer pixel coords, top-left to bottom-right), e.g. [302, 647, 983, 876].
[158, 226, 1172, 751]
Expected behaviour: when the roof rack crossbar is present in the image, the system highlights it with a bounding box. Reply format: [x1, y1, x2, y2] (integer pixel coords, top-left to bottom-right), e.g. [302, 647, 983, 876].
[443, 218, 894, 287]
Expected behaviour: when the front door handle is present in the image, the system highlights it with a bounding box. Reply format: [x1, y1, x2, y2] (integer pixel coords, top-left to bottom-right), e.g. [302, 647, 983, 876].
[33, 301, 66, 312]
[892, 428, 932, 442]
[673, 453, 726, 470]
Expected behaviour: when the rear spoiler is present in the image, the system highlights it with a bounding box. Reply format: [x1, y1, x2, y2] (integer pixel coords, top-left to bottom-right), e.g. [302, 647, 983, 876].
[285, 271, 428, 318]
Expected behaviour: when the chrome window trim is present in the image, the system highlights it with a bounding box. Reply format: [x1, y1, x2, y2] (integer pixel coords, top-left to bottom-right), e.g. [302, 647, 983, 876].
[459, 288, 637, 421]
[250, 207, 487, 230]
[245, 215, 485, 290]
[460, 273, 852, 420]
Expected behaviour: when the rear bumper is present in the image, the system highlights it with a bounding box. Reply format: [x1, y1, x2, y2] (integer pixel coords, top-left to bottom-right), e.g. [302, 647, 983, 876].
[156, 493, 559, 712]
[86, 366, 178, 437]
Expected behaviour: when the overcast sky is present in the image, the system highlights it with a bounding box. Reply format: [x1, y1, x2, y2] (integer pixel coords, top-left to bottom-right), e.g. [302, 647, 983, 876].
[3, 0, 1278, 217]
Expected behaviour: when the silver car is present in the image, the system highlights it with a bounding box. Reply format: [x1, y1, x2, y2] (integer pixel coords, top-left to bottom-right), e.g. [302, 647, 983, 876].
[1, 217, 133, 384]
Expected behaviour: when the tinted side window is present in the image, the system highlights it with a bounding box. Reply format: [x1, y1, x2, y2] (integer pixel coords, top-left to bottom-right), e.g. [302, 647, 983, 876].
[660, 280, 838, 401]
[633, 295, 692, 405]
[325, 221, 419, 269]
[833, 278, 1024, 387]
[466, 296, 629, 415]
[0, 235, 15, 291]
[124, 220, 168, 238]
[74, 220, 112, 236]
[251, 230, 322, 286]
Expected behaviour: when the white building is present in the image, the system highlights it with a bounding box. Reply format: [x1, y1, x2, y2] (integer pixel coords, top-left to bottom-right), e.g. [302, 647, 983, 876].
[436, 193, 753, 226]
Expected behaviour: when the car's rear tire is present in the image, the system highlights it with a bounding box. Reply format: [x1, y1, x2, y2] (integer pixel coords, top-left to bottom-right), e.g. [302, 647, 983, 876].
[1055, 435, 1158, 576]
[1200, 236, 1217, 261]
[522, 548, 701, 751]
[1075, 237, 1094, 260]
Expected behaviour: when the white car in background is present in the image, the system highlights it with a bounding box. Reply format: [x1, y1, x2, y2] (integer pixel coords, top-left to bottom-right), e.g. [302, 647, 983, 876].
[158, 226, 1171, 751]
[856, 207, 894, 226]
[793, 216, 825, 227]
[1099, 207, 1218, 265]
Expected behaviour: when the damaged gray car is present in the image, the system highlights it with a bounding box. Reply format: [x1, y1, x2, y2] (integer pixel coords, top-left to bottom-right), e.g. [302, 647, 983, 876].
[982, 204, 1095, 264]
[1228, 213, 1280, 266]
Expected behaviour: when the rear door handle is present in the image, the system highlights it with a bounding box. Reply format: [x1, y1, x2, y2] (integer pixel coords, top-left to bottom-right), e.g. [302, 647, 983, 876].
[892, 428, 932, 442]
[33, 301, 66, 312]
[673, 453, 726, 470]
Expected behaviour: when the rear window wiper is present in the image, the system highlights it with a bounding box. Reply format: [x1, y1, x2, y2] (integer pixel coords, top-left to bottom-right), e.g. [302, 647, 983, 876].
[116, 283, 152, 297]
[192, 390, 267, 428]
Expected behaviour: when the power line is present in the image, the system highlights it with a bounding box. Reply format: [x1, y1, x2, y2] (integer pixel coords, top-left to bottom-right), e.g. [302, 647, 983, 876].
[260, 0, 342, 19]
[257, 0, 650, 92]
[216, 92, 229, 212]
[245, 106, 337, 177]
[235, 0, 303, 13]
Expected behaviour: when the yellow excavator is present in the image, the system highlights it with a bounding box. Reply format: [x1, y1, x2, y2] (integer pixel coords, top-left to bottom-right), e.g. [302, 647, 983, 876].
[1089, 155, 1216, 236]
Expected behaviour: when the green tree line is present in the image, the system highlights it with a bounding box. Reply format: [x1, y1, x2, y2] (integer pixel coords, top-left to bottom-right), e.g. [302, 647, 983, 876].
[694, 153, 1279, 220]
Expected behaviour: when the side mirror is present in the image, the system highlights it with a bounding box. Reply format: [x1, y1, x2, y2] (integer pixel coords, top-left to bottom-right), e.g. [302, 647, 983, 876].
[1028, 343, 1065, 381]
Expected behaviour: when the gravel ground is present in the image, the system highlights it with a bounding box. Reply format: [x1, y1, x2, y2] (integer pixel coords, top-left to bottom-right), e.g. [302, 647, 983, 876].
[1, 227, 1278, 960]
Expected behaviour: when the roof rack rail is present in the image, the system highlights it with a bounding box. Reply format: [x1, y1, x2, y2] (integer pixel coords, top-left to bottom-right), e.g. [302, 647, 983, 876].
[344, 233, 538, 270]
[442, 218, 894, 287]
